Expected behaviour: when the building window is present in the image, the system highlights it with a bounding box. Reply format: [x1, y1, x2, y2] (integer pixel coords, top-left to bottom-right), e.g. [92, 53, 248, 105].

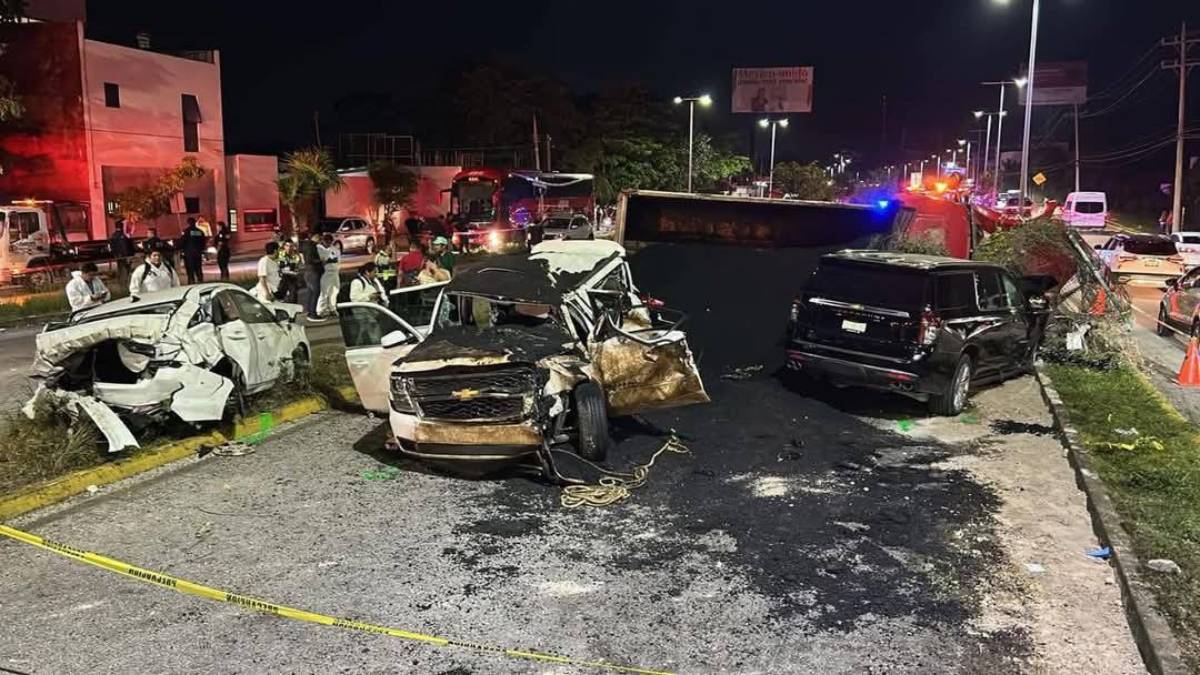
[103, 83, 120, 108]
[184, 197, 201, 214]
[242, 209, 277, 233]
[105, 199, 122, 215]
[181, 94, 201, 152]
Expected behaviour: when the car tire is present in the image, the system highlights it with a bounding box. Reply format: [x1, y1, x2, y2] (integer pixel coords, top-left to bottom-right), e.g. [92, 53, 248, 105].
[930, 354, 973, 417]
[1157, 305, 1172, 337]
[574, 381, 609, 462]
[365, 237, 376, 255]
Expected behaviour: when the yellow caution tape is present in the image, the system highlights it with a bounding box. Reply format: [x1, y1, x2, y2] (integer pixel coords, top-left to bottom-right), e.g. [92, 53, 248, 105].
[0, 523, 674, 674]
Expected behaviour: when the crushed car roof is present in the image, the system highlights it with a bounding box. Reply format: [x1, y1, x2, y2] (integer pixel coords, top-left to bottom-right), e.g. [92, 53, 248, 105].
[447, 240, 624, 303]
[68, 283, 242, 323]
[821, 250, 1002, 271]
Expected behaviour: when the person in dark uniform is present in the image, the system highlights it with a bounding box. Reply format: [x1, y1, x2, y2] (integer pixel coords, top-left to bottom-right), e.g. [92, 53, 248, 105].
[180, 217, 207, 284]
[143, 227, 173, 268]
[214, 221, 232, 281]
[109, 220, 135, 288]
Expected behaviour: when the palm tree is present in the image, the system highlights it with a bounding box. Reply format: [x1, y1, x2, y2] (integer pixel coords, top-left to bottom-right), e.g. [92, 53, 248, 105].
[277, 147, 344, 234]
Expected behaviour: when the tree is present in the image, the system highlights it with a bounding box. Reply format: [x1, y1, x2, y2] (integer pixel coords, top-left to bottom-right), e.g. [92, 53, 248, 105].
[277, 147, 343, 233]
[770, 161, 834, 201]
[0, 75, 21, 122]
[112, 157, 207, 223]
[368, 160, 418, 222]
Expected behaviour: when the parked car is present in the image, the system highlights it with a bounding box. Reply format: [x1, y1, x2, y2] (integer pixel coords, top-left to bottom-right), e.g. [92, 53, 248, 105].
[28, 283, 310, 451]
[785, 251, 1051, 415]
[1061, 191, 1108, 228]
[1094, 233, 1186, 287]
[1168, 231, 1200, 268]
[541, 214, 594, 241]
[1157, 266, 1200, 337]
[335, 240, 708, 476]
[317, 217, 378, 254]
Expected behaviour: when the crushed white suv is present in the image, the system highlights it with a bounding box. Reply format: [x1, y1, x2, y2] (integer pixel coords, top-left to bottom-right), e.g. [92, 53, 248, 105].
[28, 283, 310, 451]
[335, 240, 708, 477]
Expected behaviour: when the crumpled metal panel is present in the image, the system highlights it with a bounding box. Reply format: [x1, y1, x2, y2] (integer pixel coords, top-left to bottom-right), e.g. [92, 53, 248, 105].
[34, 315, 169, 374]
[23, 386, 139, 453]
[589, 333, 710, 417]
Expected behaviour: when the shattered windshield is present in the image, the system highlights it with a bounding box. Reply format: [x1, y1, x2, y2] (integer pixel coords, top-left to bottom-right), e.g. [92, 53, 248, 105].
[435, 293, 562, 331]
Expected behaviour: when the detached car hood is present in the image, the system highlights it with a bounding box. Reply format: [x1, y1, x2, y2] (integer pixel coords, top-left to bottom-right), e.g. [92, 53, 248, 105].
[396, 324, 577, 373]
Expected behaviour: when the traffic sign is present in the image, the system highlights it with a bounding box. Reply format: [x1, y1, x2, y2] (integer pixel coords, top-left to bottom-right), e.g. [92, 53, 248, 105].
[1032, 172, 1046, 186]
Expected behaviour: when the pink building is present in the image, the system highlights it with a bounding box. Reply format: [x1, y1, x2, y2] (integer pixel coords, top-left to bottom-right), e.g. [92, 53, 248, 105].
[0, 6, 275, 252]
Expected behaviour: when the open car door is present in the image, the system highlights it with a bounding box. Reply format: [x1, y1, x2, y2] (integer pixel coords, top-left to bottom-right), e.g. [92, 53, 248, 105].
[586, 298, 709, 417]
[386, 281, 448, 338]
[336, 302, 423, 413]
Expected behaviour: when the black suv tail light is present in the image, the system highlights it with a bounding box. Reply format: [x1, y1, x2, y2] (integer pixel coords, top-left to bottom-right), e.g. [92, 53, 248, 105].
[917, 306, 940, 346]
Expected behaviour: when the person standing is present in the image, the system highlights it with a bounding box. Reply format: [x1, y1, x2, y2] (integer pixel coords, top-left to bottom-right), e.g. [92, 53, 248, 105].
[278, 240, 301, 303]
[214, 221, 232, 281]
[373, 240, 397, 291]
[316, 233, 340, 317]
[417, 253, 451, 285]
[253, 242, 282, 302]
[299, 232, 324, 322]
[65, 262, 110, 311]
[180, 217, 207, 284]
[109, 220, 135, 288]
[398, 239, 425, 287]
[129, 250, 180, 295]
[348, 262, 387, 304]
[432, 236, 456, 275]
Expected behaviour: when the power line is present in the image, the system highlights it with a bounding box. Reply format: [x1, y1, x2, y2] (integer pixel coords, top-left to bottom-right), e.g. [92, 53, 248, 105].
[1080, 67, 1161, 118]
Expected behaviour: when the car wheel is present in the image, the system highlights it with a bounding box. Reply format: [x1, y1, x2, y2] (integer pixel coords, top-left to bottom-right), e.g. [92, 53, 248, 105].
[223, 374, 248, 422]
[291, 346, 310, 379]
[574, 381, 609, 462]
[930, 354, 973, 416]
[1157, 305, 1172, 337]
[365, 237, 376, 255]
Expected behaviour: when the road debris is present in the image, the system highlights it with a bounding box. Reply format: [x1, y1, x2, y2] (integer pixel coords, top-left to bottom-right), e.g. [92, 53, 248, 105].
[896, 419, 915, 432]
[212, 441, 256, 457]
[361, 466, 401, 481]
[1024, 562, 1046, 574]
[720, 364, 764, 381]
[1085, 546, 1112, 561]
[1147, 559, 1182, 574]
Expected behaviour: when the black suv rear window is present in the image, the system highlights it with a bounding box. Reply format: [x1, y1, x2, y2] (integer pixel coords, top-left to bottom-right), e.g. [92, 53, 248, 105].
[808, 262, 928, 309]
[936, 273, 976, 311]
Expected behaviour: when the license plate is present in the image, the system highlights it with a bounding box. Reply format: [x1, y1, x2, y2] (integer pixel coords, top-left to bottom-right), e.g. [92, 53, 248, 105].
[842, 320, 867, 334]
[1146, 259, 1159, 267]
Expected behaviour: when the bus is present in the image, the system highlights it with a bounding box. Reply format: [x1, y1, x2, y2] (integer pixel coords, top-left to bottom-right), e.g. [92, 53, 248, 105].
[448, 168, 595, 248]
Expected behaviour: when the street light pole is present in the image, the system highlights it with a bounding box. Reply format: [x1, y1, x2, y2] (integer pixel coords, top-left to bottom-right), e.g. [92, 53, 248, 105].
[759, 118, 788, 197]
[1018, 0, 1041, 211]
[934, 154, 942, 180]
[673, 94, 713, 193]
[982, 79, 1020, 196]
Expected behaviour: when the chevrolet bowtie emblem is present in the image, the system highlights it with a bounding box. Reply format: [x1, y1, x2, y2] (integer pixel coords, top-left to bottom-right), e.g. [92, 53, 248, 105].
[451, 388, 481, 401]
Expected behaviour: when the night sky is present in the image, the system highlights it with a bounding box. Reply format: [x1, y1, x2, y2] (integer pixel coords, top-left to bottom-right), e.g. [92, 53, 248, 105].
[86, 0, 1199, 175]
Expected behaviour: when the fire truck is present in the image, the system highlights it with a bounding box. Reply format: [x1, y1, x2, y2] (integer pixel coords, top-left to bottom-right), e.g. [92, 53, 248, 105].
[448, 168, 595, 249]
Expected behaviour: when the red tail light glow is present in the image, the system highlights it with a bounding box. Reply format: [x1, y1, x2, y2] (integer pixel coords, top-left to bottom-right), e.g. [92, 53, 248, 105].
[917, 306, 940, 346]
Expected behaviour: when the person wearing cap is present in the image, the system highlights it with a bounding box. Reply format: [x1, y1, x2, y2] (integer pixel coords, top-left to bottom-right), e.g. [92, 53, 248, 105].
[432, 236, 455, 276]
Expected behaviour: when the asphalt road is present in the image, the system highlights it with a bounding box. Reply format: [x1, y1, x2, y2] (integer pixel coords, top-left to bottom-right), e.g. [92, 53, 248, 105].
[0, 368, 1140, 674]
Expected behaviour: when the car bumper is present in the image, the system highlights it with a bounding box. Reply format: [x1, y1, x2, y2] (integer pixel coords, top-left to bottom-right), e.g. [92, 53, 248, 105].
[785, 346, 938, 397]
[388, 410, 542, 472]
[1113, 271, 1182, 287]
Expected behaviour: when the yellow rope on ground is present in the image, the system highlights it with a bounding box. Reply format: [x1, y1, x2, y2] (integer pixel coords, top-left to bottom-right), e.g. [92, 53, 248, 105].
[559, 434, 689, 508]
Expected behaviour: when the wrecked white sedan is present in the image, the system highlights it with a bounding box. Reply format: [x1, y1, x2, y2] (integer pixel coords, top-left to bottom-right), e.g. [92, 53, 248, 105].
[336, 240, 708, 477]
[28, 283, 310, 452]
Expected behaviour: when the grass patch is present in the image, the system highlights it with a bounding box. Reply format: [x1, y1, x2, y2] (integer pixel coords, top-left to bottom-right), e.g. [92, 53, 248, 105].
[0, 344, 351, 495]
[1046, 363, 1200, 668]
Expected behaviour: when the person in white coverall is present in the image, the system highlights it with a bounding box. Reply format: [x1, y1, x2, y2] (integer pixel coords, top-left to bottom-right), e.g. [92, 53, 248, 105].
[65, 262, 110, 311]
[128, 250, 180, 296]
[315, 233, 340, 317]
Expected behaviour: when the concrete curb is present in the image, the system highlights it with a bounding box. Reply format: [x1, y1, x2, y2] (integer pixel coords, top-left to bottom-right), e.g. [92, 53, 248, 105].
[0, 384, 359, 521]
[1035, 364, 1190, 675]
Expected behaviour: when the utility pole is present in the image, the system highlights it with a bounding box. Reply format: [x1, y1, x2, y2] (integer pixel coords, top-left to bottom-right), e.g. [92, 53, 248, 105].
[1162, 21, 1199, 232]
[532, 113, 541, 171]
[1072, 103, 1081, 193]
[545, 134, 553, 172]
[1018, 0, 1041, 213]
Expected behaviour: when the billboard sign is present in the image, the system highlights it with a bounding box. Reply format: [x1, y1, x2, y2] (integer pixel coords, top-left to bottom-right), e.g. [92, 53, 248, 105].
[1018, 61, 1087, 106]
[732, 67, 814, 113]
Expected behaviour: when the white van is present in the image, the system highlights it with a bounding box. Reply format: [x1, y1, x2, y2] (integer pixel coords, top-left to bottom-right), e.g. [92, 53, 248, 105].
[1061, 192, 1108, 228]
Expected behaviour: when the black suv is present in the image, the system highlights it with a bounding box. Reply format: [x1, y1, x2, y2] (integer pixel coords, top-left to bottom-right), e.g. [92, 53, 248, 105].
[785, 251, 1050, 415]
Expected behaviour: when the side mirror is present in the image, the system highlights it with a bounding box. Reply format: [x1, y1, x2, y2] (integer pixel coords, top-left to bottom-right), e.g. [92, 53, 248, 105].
[274, 308, 291, 323]
[381, 329, 410, 349]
